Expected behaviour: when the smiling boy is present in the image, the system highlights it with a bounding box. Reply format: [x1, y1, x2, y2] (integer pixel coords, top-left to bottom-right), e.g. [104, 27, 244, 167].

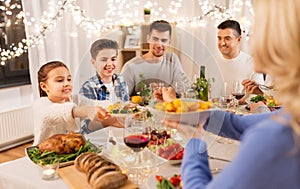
[79, 39, 129, 134]
[80, 39, 129, 101]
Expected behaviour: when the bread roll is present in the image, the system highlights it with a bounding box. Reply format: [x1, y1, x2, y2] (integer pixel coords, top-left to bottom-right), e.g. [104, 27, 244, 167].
[88, 165, 119, 184]
[74, 152, 128, 189]
[83, 156, 104, 174]
[78, 153, 98, 173]
[92, 171, 128, 189]
[86, 160, 114, 182]
[74, 152, 94, 172]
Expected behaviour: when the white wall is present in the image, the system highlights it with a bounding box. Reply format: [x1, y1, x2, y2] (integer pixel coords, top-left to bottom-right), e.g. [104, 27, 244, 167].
[0, 85, 33, 112]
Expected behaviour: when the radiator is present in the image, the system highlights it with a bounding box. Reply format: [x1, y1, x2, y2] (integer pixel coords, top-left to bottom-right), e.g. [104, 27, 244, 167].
[0, 105, 34, 151]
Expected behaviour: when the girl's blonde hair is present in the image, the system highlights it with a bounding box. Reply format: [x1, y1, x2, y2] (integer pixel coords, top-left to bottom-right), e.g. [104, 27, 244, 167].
[252, 0, 300, 134]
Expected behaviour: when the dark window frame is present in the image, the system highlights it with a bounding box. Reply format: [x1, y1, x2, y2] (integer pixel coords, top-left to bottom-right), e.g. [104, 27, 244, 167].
[0, 0, 30, 89]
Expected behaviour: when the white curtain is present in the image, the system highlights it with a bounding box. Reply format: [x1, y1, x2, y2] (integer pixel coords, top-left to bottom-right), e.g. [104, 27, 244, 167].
[21, 0, 253, 99]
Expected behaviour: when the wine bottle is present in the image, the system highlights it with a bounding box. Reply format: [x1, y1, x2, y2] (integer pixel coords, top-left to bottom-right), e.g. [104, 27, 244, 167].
[195, 66, 208, 101]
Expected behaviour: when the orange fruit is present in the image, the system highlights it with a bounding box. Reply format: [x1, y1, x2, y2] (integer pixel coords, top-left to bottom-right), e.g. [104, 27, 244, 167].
[131, 96, 142, 104]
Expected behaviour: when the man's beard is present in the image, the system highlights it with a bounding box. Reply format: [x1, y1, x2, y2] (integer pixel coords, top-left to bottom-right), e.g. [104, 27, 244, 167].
[151, 50, 164, 58]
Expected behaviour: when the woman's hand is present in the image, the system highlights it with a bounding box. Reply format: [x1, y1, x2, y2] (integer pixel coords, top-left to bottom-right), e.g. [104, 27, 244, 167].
[163, 119, 205, 139]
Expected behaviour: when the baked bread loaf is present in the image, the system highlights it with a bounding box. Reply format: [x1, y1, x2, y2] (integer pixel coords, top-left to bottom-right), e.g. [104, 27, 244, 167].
[38, 132, 85, 154]
[75, 152, 128, 189]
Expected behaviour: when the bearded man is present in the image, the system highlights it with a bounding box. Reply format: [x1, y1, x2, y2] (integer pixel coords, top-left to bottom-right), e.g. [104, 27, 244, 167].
[121, 20, 188, 96]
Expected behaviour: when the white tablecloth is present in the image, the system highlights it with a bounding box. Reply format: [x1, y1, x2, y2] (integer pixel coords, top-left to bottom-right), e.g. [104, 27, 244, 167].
[0, 127, 239, 189]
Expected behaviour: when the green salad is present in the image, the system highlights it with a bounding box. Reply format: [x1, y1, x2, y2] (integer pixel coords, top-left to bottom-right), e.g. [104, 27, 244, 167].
[250, 95, 266, 103]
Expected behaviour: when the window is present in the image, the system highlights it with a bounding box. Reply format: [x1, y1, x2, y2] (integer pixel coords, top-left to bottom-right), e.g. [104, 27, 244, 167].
[0, 0, 30, 89]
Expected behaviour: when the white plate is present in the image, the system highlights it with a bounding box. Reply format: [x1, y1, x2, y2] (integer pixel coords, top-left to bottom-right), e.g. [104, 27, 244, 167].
[150, 108, 214, 126]
[25, 146, 74, 167]
[111, 113, 128, 118]
[101, 144, 168, 169]
[168, 159, 182, 165]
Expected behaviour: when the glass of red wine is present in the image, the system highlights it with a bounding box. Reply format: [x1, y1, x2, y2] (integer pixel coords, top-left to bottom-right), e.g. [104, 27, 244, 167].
[124, 114, 150, 153]
[232, 81, 245, 100]
[123, 113, 151, 186]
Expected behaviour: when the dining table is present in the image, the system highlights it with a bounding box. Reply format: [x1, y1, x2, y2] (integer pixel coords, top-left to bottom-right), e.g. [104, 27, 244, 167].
[0, 125, 240, 189]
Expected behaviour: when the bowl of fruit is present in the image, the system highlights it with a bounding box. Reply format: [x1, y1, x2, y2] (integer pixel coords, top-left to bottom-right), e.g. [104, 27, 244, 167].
[150, 98, 215, 126]
[147, 129, 185, 165]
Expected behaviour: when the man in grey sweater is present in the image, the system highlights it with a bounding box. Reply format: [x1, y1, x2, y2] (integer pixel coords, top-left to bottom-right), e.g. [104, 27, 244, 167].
[120, 20, 189, 97]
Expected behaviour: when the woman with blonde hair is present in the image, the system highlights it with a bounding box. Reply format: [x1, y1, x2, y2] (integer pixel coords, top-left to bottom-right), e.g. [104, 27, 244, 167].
[164, 0, 300, 188]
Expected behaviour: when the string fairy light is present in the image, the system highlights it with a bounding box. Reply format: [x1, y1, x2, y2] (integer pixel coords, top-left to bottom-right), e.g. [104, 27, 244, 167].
[0, 0, 69, 65]
[0, 0, 254, 64]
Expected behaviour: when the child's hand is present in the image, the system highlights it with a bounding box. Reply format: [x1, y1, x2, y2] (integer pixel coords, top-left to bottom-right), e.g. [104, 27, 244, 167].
[94, 106, 111, 121]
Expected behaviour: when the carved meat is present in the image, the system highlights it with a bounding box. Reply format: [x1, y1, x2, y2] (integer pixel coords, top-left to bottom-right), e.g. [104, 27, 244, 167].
[38, 132, 85, 154]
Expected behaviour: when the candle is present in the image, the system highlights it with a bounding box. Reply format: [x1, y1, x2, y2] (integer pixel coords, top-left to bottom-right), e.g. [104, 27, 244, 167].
[41, 163, 59, 180]
[42, 168, 56, 179]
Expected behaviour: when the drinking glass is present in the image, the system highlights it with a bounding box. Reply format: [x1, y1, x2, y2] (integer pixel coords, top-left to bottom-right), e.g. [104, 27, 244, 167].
[232, 81, 245, 100]
[219, 95, 235, 111]
[218, 82, 235, 111]
[123, 114, 150, 186]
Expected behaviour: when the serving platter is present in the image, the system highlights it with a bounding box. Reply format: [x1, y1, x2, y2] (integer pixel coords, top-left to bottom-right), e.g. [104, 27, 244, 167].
[25, 141, 101, 168]
[58, 165, 137, 189]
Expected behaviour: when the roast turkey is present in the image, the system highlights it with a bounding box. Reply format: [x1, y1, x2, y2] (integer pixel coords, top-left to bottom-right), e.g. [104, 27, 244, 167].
[38, 132, 85, 154]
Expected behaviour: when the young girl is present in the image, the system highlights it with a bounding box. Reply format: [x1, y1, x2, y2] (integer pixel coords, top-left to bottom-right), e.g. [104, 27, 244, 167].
[79, 39, 129, 134]
[33, 61, 109, 145]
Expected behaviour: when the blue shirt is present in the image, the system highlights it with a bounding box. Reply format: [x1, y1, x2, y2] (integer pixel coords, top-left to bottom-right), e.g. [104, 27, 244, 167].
[182, 110, 300, 189]
[79, 73, 129, 101]
[79, 73, 129, 134]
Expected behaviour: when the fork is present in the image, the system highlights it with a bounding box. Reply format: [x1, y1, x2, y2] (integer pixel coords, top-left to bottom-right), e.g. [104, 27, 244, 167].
[258, 84, 274, 90]
[208, 155, 231, 162]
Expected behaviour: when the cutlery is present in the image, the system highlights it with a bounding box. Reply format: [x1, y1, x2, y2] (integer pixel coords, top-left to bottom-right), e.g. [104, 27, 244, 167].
[258, 84, 274, 90]
[210, 168, 223, 174]
[208, 155, 231, 162]
[108, 130, 117, 145]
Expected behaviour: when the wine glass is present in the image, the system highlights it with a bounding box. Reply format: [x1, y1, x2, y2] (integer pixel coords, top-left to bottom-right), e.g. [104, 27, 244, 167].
[218, 82, 235, 112]
[123, 113, 150, 186]
[232, 81, 245, 101]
